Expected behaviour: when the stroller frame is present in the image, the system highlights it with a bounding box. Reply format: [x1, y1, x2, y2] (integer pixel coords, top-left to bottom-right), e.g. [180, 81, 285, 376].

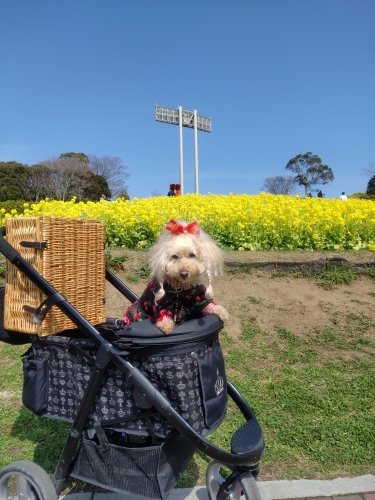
[0, 226, 265, 500]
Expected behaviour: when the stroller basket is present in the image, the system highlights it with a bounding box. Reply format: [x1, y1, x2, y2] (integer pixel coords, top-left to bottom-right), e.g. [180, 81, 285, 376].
[22, 318, 228, 438]
[71, 426, 195, 499]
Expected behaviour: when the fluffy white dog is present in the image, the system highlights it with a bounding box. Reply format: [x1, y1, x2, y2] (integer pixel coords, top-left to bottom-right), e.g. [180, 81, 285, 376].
[122, 219, 228, 334]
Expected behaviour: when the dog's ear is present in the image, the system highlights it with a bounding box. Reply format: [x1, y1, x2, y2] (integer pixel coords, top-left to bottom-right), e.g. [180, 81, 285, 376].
[200, 239, 224, 278]
[205, 270, 214, 299]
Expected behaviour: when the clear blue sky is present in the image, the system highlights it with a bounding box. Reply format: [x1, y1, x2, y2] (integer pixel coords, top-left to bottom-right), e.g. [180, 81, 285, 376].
[1, 0, 374, 199]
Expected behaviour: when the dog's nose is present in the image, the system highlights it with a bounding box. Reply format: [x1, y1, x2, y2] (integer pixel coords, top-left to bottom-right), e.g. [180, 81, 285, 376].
[179, 269, 189, 279]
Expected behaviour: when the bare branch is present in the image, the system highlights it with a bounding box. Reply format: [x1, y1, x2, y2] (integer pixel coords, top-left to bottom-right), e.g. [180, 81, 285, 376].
[88, 155, 129, 198]
[263, 175, 296, 195]
[40, 156, 92, 201]
[362, 162, 375, 177]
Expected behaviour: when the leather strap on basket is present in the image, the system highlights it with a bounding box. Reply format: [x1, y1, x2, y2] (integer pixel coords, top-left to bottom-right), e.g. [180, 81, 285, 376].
[19, 241, 48, 250]
[23, 293, 66, 323]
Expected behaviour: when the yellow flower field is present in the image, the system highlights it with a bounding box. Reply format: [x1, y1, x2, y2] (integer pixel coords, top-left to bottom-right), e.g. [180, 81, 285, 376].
[2, 194, 375, 251]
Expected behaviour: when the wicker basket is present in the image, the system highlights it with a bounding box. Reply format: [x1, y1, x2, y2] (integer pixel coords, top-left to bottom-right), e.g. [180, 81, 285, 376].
[4, 217, 106, 336]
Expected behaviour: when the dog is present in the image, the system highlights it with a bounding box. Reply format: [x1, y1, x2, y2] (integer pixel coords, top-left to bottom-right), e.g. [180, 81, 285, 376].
[122, 219, 228, 334]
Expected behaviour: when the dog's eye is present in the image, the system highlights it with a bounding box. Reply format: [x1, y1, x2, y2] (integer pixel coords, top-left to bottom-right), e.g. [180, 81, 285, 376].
[171, 254, 178, 260]
[189, 253, 196, 258]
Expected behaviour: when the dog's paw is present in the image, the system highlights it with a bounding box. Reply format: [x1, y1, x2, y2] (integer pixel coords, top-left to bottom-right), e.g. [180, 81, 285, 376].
[208, 304, 229, 323]
[156, 317, 175, 335]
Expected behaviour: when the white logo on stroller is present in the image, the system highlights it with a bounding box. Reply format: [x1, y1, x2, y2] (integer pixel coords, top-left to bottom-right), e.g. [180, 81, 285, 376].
[214, 369, 224, 396]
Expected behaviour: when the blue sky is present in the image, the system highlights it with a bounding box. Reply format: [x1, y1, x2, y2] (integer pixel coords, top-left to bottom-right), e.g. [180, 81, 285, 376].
[0, 0, 374, 199]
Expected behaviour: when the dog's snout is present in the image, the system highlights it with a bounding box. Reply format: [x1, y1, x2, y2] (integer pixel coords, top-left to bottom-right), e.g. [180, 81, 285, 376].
[179, 269, 189, 279]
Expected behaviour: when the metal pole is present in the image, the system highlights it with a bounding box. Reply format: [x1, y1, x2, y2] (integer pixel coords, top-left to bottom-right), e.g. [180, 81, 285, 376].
[179, 106, 184, 195]
[194, 110, 199, 193]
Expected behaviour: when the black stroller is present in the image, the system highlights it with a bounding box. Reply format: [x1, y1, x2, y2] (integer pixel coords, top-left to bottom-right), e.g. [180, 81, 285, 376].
[0, 226, 265, 500]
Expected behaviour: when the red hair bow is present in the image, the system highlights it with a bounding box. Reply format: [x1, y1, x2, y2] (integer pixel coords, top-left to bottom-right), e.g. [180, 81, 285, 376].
[166, 219, 200, 235]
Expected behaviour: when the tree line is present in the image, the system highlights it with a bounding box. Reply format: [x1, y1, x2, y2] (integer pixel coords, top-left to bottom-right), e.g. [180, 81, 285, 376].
[263, 152, 334, 196]
[0, 152, 129, 202]
[263, 152, 375, 198]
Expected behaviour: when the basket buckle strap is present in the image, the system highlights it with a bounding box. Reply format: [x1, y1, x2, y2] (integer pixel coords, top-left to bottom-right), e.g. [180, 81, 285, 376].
[93, 424, 111, 452]
[19, 240, 48, 250]
[23, 293, 67, 323]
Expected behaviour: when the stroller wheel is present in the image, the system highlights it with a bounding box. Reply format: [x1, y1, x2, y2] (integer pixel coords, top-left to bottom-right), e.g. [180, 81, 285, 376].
[0, 460, 57, 500]
[206, 460, 261, 500]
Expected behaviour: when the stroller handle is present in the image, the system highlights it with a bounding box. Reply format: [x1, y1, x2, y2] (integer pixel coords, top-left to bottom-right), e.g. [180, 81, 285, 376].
[0, 226, 262, 467]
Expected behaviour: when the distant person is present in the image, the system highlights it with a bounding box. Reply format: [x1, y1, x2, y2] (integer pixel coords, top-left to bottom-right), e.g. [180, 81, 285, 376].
[340, 192, 348, 201]
[167, 183, 176, 196]
[308, 193, 312, 197]
[317, 190, 323, 198]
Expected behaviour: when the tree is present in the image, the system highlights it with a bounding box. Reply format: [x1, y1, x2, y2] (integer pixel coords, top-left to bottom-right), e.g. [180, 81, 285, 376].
[88, 155, 129, 199]
[285, 152, 334, 196]
[40, 155, 101, 201]
[95, 175, 112, 200]
[60, 152, 90, 166]
[57, 153, 111, 201]
[76, 172, 112, 201]
[24, 164, 53, 202]
[362, 162, 375, 178]
[40, 156, 83, 201]
[263, 175, 296, 195]
[39, 152, 124, 201]
[366, 175, 375, 197]
[0, 161, 29, 201]
[116, 189, 130, 200]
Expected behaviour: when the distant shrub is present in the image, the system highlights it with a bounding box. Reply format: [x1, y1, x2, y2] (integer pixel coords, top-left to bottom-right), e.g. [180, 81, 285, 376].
[366, 176, 375, 198]
[0, 200, 27, 216]
[348, 192, 374, 200]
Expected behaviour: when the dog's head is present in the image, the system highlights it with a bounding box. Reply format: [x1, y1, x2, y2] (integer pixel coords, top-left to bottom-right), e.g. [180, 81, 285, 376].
[149, 220, 224, 290]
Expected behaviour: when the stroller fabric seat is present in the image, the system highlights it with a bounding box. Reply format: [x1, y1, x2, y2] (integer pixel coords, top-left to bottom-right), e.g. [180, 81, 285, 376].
[22, 316, 228, 439]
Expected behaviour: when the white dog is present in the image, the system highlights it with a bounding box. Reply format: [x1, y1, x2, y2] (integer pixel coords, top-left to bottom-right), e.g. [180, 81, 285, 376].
[122, 219, 228, 334]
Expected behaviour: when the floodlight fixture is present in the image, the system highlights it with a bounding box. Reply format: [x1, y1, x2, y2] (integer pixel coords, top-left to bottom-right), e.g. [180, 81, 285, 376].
[155, 105, 212, 195]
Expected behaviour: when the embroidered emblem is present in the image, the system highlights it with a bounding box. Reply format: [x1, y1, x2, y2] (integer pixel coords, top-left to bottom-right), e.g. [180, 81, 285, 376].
[214, 369, 224, 396]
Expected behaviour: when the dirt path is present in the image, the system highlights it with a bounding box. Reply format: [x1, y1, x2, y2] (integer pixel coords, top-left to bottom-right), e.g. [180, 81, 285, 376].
[106, 250, 375, 341]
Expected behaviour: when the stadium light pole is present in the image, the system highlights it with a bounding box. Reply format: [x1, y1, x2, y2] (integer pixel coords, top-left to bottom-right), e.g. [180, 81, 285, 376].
[155, 105, 212, 195]
[179, 106, 184, 195]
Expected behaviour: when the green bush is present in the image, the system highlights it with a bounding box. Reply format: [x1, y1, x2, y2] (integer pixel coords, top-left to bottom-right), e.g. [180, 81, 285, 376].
[366, 176, 375, 197]
[348, 192, 374, 200]
[0, 200, 27, 215]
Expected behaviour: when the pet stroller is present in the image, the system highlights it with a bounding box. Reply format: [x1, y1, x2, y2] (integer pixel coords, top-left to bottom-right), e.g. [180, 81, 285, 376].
[0, 224, 265, 500]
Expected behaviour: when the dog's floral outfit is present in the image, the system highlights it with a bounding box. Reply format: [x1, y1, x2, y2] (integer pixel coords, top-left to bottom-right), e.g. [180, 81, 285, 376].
[122, 279, 216, 326]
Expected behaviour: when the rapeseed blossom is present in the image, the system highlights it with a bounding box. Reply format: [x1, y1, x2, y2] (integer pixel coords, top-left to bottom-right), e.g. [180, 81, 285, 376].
[2, 194, 375, 251]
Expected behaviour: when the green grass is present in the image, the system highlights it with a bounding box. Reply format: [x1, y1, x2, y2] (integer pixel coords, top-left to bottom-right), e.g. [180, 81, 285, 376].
[126, 262, 150, 283]
[0, 256, 6, 285]
[225, 263, 253, 275]
[210, 312, 375, 481]
[104, 249, 127, 272]
[246, 295, 262, 304]
[313, 266, 356, 290]
[1, 282, 375, 489]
